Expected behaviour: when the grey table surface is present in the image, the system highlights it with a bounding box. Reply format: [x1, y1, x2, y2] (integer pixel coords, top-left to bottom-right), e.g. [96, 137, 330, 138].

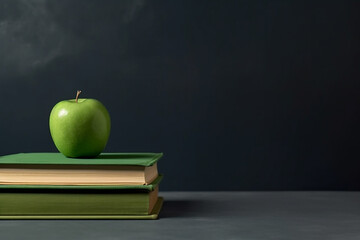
[1, 191, 360, 240]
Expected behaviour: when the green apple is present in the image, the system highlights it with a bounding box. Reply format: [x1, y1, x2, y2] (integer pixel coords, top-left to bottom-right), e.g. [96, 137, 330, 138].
[49, 91, 111, 158]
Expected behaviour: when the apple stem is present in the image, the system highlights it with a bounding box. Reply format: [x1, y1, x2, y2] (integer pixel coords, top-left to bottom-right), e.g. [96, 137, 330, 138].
[75, 90, 82, 103]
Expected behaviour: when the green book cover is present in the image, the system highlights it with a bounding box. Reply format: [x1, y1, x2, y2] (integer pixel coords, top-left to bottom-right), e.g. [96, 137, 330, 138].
[0, 187, 161, 216]
[0, 197, 163, 220]
[0, 152, 163, 166]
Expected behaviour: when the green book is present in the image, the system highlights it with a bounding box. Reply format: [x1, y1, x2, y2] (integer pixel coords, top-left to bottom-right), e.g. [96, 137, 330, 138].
[0, 197, 164, 220]
[0, 174, 163, 191]
[0, 188, 162, 217]
[0, 153, 162, 186]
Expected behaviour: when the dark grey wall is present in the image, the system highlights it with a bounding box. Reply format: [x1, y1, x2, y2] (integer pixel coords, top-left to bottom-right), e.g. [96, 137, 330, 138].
[0, 0, 359, 190]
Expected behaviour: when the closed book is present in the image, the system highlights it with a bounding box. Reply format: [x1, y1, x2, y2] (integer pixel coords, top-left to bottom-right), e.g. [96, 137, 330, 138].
[0, 197, 164, 220]
[0, 153, 162, 186]
[0, 188, 159, 216]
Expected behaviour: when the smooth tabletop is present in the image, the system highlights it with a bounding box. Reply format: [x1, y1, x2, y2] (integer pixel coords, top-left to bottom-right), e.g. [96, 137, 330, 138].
[1, 191, 360, 240]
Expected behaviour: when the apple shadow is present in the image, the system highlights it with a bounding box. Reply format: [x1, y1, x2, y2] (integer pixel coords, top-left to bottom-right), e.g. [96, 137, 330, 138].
[96, 154, 155, 160]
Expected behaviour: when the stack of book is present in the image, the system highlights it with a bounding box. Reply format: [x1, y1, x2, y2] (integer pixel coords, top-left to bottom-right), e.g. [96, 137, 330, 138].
[0, 152, 163, 219]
